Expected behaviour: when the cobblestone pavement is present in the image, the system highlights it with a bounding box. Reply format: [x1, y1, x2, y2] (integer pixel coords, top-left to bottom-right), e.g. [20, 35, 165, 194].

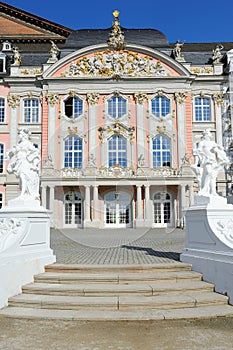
[51, 228, 185, 264]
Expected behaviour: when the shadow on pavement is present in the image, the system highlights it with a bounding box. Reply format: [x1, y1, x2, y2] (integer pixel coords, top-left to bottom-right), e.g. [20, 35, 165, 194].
[121, 245, 180, 261]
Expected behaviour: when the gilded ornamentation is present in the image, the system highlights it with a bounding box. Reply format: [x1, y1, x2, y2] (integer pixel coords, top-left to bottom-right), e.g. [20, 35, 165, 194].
[87, 92, 99, 105]
[46, 92, 59, 106]
[21, 68, 42, 75]
[175, 92, 187, 104]
[156, 126, 166, 134]
[134, 93, 148, 104]
[68, 126, 78, 135]
[213, 93, 224, 106]
[61, 50, 169, 78]
[98, 121, 135, 143]
[190, 66, 213, 75]
[107, 10, 125, 51]
[7, 94, 20, 108]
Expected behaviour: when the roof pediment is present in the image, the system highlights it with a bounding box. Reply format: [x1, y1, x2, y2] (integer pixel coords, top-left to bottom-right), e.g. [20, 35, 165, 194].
[44, 44, 191, 79]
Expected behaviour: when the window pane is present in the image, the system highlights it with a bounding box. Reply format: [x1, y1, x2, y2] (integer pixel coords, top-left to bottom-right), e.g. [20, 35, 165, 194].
[0, 193, 2, 209]
[152, 135, 171, 168]
[65, 97, 83, 118]
[64, 136, 82, 168]
[0, 99, 5, 122]
[108, 97, 126, 118]
[108, 135, 127, 167]
[194, 98, 210, 121]
[151, 96, 170, 117]
[24, 99, 39, 123]
[0, 144, 4, 173]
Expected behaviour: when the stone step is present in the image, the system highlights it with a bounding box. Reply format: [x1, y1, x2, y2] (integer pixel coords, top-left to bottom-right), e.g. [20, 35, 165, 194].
[22, 281, 214, 297]
[8, 292, 228, 311]
[34, 270, 202, 284]
[45, 263, 192, 274]
[2, 305, 233, 321]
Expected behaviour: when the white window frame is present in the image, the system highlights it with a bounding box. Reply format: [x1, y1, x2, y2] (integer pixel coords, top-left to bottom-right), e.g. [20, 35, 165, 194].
[0, 143, 4, 174]
[61, 94, 85, 121]
[193, 96, 212, 122]
[0, 192, 4, 209]
[22, 97, 40, 124]
[0, 53, 6, 73]
[105, 94, 128, 121]
[63, 135, 83, 169]
[151, 134, 172, 168]
[0, 97, 6, 123]
[108, 134, 127, 168]
[150, 93, 172, 119]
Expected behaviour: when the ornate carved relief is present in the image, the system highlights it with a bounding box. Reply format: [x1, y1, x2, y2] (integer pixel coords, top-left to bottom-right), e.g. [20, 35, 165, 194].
[134, 93, 148, 104]
[190, 66, 213, 75]
[87, 92, 99, 105]
[7, 94, 20, 108]
[46, 92, 59, 106]
[67, 127, 86, 141]
[0, 218, 27, 253]
[107, 10, 125, 51]
[213, 92, 224, 106]
[61, 51, 169, 79]
[174, 92, 187, 104]
[98, 121, 135, 143]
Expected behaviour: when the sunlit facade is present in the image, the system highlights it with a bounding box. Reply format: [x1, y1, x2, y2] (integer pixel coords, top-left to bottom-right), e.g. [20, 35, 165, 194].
[0, 3, 231, 228]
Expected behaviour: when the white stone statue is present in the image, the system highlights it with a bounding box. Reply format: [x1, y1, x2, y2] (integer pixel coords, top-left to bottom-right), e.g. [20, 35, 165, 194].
[173, 40, 185, 62]
[48, 40, 60, 62]
[212, 44, 224, 64]
[7, 128, 40, 202]
[12, 46, 22, 65]
[191, 129, 229, 196]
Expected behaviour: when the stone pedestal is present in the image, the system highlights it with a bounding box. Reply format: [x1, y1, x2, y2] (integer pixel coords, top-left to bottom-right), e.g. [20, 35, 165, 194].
[181, 195, 233, 304]
[0, 199, 56, 308]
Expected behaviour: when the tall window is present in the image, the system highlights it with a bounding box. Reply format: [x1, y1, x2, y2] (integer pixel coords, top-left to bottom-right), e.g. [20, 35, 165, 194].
[0, 98, 5, 123]
[108, 135, 127, 168]
[151, 96, 170, 117]
[0, 193, 3, 209]
[64, 136, 82, 168]
[152, 135, 171, 168]
[64, 97, 83, 119]
[24, 99, 39, 123]
[194, 97, 211, 121]
[108, 97, 127, 119]
[0, 143, 4, 173]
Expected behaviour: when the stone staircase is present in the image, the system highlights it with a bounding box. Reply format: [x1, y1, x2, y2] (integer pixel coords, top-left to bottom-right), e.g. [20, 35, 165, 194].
[1, 262, 233, 320]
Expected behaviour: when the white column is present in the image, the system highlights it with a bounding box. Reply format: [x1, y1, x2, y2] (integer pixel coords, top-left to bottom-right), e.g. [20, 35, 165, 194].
[136, 185, 143, 220]
[47, 104, 57, 166]
[214, 101, 223, 146]
[175, 94, 186, 167]
[41, 185, 47, 208]
[84, 185, 91, 223]
[135, 95, 147, 166]
[93, 185, 99, 222]
[144, 185, 150, 219]
[49, 186, 55, 226]
[179, 184, 186, 227]
[9, 106, 18, 147]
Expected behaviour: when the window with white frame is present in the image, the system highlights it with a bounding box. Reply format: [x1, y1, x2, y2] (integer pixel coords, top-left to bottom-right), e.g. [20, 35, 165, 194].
[194, 97, 211, 121]
[64, 136, 83, 168]
[0, 98, 5, 122]
[151, 96, 171, 117]
[108, 135, 127, 168]
[0, 53, 6, 73]
[0, 143, 4, 173]
[152, 135, 171, 168]
[64, 96, 83, 119]
[108, 96, 127, 119]
[23, 99, 39, 123]
[0, 193, 3, 209]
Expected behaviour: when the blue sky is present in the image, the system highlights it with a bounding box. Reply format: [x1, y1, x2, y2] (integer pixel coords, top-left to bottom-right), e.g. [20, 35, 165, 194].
[4, 0, 233, 44]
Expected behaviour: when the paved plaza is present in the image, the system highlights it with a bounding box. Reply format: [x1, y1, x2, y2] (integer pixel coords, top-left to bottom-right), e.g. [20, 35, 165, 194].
[50, 227, 185, 265]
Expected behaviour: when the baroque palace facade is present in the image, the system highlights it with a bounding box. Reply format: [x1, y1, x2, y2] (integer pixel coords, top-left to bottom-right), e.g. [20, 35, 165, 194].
[0, 2, 232, 229]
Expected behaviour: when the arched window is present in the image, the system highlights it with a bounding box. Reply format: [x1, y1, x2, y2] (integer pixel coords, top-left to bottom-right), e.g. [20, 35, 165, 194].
[152, 135, 171, 168]
[23, 99, 39, 123]
[0, 98, 5, 123]
[0, 143, 4, 173]
[64, 96, 83, 119]
[194, 97, 211, 121]
[151, 96, 170, 117]
[108, 135, 127, 168]
[64, 136, 82, 168]
[108, 96, 127, 119]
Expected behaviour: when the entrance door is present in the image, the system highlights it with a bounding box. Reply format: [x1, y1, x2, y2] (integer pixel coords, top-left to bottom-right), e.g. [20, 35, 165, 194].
[105, 192, 132, 228]
[153, 192, 172, 227]
[64, 192, 83, 227]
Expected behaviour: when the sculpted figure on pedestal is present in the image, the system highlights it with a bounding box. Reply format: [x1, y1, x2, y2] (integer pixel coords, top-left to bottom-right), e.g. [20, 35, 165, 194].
[191, 129, 229, 196]
[7, 128, 40, 202]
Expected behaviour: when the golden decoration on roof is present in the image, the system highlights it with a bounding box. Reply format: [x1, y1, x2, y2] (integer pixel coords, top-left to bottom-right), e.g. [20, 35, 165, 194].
[108, 10, 125, 50]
